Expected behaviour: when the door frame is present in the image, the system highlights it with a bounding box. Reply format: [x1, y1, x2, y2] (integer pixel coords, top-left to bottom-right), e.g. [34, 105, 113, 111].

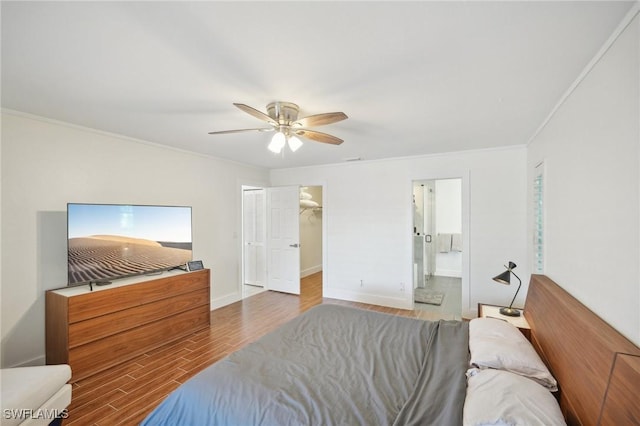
[238, 180, 328, 300]
[409, 171, 470, 317]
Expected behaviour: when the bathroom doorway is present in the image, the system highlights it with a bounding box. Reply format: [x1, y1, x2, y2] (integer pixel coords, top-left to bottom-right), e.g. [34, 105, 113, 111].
[412, 178, 462, 319]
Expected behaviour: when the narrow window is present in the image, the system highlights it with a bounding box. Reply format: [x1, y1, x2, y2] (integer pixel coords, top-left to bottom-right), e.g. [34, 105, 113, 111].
[533, 163, 544, 273]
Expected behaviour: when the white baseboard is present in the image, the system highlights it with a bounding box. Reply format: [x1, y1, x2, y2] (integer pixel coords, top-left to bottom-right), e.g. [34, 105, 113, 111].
[435, 269, 462, 278]
[323, 288, 412, 310]
[210, 291, 241, 311]
[301, 265, 322, 278]
[9, 355, 46, 368]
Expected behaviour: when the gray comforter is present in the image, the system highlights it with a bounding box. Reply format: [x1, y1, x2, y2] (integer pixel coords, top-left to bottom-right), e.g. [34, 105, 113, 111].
[142, 304, 469, 426]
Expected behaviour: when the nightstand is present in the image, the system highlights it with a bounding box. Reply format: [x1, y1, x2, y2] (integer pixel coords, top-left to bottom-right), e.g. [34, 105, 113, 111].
[477, 303, 531, 341]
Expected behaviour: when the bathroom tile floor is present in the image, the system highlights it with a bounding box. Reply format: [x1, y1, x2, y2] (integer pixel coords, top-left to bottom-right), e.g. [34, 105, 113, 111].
[414, 275, 462, 320]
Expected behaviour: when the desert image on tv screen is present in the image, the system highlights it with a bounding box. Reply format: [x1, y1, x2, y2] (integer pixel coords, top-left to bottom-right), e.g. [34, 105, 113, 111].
[68, 204, 192, 285]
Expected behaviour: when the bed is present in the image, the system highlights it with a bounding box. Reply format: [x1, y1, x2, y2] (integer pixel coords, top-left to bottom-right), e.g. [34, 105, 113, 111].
[142, 275, 640, 425]
[142, 304, 469, 425]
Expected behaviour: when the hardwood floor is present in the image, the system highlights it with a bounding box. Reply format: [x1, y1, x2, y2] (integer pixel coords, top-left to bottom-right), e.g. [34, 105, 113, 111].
[64, 272, 448, 425]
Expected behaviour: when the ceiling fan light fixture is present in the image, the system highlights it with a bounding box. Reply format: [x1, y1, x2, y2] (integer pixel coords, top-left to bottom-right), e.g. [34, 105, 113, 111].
[287, 135, 303, 152]
[268, 131, 286, 153]
[209, 102, 347, 152]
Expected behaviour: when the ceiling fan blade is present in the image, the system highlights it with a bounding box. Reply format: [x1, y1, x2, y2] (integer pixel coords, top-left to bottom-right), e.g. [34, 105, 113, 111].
[295, 129, 343, 145]
[208, 127, 273, 135]
[293, 112, 348, 128]
[233, 103, 278, 125]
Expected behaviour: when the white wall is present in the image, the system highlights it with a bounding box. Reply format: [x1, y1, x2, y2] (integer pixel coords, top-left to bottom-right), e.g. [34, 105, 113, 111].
[0, 112, 269, 367]
[300, 186, 323, 277]
[527, 10, 640, 345]
[271, 147, 528, 316]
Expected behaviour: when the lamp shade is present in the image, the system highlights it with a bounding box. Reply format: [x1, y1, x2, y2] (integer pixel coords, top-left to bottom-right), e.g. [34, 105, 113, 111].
[287, 135, 303, 152]
[492, 270, 511, 285]
[268, 132, 286, 153]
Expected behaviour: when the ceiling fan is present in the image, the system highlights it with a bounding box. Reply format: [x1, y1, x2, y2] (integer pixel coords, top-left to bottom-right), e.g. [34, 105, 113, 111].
[208, 102, 347, 153]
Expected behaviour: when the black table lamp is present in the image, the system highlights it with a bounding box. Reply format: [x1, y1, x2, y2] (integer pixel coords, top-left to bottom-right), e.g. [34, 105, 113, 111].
[492, 261, 522, 317]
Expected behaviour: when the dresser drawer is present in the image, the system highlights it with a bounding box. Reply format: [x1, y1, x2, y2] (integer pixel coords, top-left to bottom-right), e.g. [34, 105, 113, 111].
[69, 287, 209, 348]
[69, 304, 210, 381]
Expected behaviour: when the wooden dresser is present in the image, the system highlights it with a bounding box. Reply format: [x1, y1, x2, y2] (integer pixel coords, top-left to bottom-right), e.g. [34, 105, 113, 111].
[46, 269, 210, 382]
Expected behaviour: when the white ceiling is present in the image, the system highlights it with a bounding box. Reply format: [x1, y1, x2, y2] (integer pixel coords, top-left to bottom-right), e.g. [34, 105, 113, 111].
[1, 1, 634, 169]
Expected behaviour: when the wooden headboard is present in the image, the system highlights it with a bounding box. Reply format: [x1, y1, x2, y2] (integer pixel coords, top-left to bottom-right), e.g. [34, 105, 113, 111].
[524, 275, 640, 425]
[599, 352, 640, 424]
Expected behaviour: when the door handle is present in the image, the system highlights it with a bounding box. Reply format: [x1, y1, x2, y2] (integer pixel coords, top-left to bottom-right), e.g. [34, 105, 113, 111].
[289, 243, 300, 248]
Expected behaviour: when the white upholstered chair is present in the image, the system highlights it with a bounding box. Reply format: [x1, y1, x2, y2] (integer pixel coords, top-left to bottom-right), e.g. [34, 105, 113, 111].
[1, 364, 72, 426]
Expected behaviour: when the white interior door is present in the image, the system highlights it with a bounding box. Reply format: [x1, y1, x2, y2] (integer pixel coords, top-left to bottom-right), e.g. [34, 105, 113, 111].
[266, 186, 301, 294]
[243, 189, 265, 286]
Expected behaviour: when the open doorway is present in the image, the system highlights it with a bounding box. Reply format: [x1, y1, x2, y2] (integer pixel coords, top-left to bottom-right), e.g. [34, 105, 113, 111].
[241, 185, 324, 300]
[412, 178, 462, 319]
[299, 186, 323, 280]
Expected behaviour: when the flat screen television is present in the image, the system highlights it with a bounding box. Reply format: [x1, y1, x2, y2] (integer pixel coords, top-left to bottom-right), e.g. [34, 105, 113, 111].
[67, 203, 193, 286]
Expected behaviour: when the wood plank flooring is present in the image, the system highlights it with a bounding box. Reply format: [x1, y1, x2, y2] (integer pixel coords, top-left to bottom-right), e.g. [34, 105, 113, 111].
[63, 272, 449, 425]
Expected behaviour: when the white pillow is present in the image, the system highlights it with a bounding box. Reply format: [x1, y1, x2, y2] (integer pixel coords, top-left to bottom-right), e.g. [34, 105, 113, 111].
[464, 368, 566, 426]
[469, 317, 557, 391]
